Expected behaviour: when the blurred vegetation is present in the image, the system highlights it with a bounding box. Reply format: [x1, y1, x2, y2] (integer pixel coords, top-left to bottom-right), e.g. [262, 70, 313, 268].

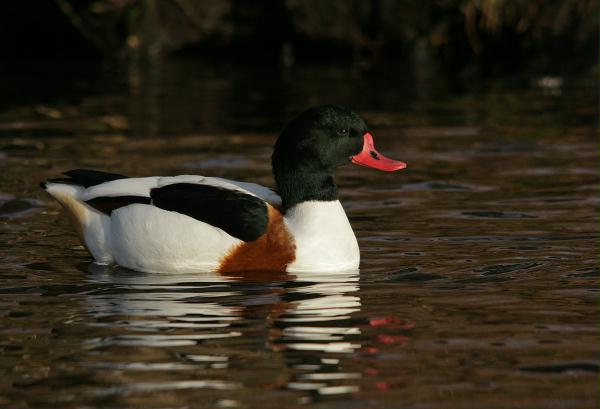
[2, 0, 598, 79]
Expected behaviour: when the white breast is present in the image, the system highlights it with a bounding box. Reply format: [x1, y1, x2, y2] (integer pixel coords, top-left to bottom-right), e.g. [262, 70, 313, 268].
[284, 201, 360, 274]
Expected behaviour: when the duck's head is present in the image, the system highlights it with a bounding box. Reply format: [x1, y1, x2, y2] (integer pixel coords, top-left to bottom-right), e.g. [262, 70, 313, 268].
[272, 105, 406, 210]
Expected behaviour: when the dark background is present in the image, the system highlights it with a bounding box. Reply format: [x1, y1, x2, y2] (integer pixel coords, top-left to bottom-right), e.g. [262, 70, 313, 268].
[1, 0, 597, 137]
[2, 0, 598, 78]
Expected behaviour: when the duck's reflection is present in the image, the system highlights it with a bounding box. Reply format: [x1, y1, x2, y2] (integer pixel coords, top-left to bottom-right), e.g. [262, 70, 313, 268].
[84, 265, 363, 399]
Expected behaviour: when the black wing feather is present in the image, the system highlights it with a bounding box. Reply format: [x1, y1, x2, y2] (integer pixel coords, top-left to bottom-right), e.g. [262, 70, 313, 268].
[86, 195, 151, 215]
[151, 183, 268, 242]
[62, 169, 129, 187]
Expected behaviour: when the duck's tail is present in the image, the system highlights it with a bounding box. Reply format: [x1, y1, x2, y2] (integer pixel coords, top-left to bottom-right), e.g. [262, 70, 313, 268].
[40, 169, 124, 264]
[40, 168, 130, 224]
[41, 169, 128, 189]
[40, 179, 89, 243]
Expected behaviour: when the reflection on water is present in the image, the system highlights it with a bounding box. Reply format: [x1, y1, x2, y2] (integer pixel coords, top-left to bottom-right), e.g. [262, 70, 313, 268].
[83, 267, 366, 403]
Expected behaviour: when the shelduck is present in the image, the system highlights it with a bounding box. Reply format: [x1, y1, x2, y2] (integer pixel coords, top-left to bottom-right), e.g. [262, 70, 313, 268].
[41, 106, 406, 274]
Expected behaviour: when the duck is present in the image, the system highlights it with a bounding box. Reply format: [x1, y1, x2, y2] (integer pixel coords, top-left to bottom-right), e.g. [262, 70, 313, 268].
[40, 105, 406, 274]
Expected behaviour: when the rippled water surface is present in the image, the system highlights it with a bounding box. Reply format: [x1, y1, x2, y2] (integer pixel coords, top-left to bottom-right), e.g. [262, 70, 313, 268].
[0, 61, 598, 408]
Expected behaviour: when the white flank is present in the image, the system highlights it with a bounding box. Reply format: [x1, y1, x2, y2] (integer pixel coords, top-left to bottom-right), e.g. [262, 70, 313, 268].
[109, 204, 241, 273]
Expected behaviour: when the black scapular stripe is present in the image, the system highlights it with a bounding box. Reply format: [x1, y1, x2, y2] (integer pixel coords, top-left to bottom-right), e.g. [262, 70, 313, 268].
[62, 169, 129, 187]
[151, 183, 269, 242]
[86, 195, 151, 215]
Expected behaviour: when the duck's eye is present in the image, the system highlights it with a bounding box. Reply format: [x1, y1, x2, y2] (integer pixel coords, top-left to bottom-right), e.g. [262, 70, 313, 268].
[337, 128, 349, 136]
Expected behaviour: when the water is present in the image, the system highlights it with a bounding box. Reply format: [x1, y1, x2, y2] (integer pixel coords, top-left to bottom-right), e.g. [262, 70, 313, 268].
[0, 59, 598, 408]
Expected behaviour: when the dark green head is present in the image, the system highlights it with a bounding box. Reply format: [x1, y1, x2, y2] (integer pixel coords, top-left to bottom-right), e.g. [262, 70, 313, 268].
[272, 105, 406, 210]
[273, 105, 367, 172]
